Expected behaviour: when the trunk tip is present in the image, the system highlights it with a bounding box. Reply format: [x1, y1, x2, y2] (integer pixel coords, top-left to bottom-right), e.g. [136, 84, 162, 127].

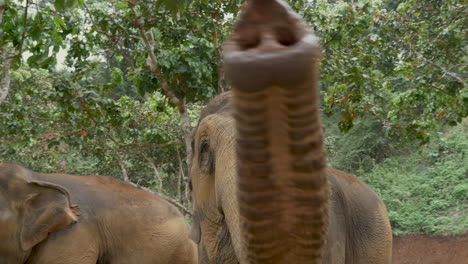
[230, 0, 308, 51]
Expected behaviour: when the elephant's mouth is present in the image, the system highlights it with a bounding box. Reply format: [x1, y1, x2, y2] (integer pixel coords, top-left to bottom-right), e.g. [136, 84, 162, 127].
[214, 216, 238, 264]
[193, 208, 238, 264]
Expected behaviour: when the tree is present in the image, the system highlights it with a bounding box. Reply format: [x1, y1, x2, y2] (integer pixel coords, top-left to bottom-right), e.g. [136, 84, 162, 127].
[64, 0, 242, 162]
[0, 0, 83, 104]
[292, 0, 466, 143]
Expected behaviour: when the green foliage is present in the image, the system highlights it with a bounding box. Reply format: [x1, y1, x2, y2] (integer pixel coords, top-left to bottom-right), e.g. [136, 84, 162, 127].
[359, 121, 468, 235]
[325, 115, 405, 174]
[0, 0, 81, 70]
[294, 0, 467, 143]
[64, 0, 240, 102]
[0, 66, 196, 201]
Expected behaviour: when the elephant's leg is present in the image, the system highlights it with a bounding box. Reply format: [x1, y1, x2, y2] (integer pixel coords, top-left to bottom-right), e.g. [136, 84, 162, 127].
[354, 203, 393, 264]
[26, 225, 99, 264]
[322, 201, 346, 264]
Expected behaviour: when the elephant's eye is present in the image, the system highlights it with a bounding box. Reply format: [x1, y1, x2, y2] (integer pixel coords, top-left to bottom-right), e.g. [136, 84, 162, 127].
[200, 140, 209, 154]
[198, 139, 215, 175]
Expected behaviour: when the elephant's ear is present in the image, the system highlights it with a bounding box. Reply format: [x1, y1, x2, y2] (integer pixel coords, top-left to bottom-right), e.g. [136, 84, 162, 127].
[20, 180, 79, 251]
[189, 208, 202, 244]
[189, 221, 201, 244]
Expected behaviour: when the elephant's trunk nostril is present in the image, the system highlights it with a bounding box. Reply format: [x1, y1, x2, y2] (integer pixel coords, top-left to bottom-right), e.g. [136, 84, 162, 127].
[223, 0, 320, 93]
[230, 0, 303, 52]
[235, 27, 261, 50]
[236, 27, 299, 51]
[275, 27, 298, 47]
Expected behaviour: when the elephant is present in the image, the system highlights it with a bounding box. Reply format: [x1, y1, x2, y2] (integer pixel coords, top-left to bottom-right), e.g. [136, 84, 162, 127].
[188, 0, 392, 263]
[0, 162, 197, 264]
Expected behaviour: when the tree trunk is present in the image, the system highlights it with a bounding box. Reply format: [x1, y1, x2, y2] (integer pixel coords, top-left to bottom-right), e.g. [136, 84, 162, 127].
[142, 153, 163, 193]
[137, 23, 193, 165]
[0, 46, 12, 105]
[104, 142, 129, 182]
[0, 0, 29, 105]
[179, 103, 193, 165]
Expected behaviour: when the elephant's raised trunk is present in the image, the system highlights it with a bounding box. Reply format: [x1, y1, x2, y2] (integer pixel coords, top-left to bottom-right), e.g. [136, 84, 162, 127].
[224, 0, 329, 263]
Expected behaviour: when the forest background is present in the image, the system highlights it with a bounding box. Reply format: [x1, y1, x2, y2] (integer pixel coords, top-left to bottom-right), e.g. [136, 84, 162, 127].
[0, 0, 466, 235]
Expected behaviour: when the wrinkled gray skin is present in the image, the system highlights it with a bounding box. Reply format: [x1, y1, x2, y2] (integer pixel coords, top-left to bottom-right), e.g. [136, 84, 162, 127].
[0, 162, 197, 264]
[189, 93, 393, 264]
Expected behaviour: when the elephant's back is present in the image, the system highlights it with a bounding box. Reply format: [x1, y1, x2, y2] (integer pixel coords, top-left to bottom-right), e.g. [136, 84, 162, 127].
[36, 172, 182, 221]
[327, 168, 393, 263]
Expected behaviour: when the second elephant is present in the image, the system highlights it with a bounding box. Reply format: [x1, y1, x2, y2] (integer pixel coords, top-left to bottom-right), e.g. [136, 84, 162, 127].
[0, 162, 197, 264]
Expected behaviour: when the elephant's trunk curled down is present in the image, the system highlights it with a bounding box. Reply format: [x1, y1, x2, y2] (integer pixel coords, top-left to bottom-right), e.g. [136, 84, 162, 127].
[224, 0, 329, 263]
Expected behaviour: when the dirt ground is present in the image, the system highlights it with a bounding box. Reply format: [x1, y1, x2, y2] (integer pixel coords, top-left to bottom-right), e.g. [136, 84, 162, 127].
[392, 233, 468, 264]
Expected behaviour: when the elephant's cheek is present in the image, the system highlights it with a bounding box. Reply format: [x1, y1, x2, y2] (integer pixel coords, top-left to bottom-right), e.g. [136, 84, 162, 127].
[0, 209, 14, 221]
[0, 211, 29, 262]
[0, 232, 30, 263]
[0, 216, 16, 249]
[201, 237, 217, 263]
[198, 243, 213, 264]
[198, 221, 222, 264]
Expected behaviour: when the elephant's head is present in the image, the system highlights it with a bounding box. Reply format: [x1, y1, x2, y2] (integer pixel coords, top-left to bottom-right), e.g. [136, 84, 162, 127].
[0, 163, 79, 263]
[189, 1, 329, 263]
[189, 92, 242, 264]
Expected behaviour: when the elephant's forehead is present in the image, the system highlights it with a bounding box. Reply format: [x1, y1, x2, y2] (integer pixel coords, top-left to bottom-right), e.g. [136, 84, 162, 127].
[199, 91, 233, 121]
[0, 163, 33, 189]
[199, 114, 235, 134]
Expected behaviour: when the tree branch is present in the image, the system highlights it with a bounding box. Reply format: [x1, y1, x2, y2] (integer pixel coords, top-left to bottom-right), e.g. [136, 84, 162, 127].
[117, 141, 181, 149]
[0, 3, 12, 105]
[17, 0, 30, 58]
[100, 141, 129, 182]
[120, 51, 136, 70]
[0, 2, 7, 23]
[176, 148, 184, 203]
[126, 180, 192, 216]
[400, 43, 466, 87]
[35, 129, 84, 144]
[0, 46, 12, 105]
[135, 19, 185, 113]
[132, 9, 193, 161]
[212, 29, 227, 93]
[141, 153, 163, 193]
[83, 3, 135, 70]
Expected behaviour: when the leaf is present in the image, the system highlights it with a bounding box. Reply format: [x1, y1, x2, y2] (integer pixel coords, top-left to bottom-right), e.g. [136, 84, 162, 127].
[54, 0, 66, 11]
[47, 141, 60, 149]
[154, 0, 186, 15]
[111, 68, 124, 86]
[53, 16, 67, 31]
